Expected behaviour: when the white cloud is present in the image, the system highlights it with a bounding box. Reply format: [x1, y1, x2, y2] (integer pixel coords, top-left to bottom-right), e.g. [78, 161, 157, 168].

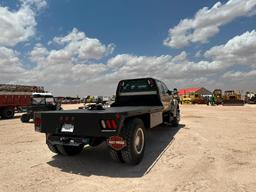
[29, 43, 49, 63]
[205, 30, 256, 68]
[31, 28, 115, 64]
[0, 47, 25, 82]
[16, 28, 114, 94]
[22, 48, 222, 95]
[52, 28, 115, 61]
[0, 0, 46, 47]
[164, 0, 256, 48]
[20, 0, 47, 11]
[102, 52, 221, 89]
[223, 70, 256, 79]
[23, 30, 256, 95]
[221, 70, 256, 91]
[2, 28, 256, 95]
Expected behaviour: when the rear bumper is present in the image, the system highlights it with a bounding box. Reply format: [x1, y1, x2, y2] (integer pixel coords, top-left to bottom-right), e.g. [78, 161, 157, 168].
[47, 134, 92, 146]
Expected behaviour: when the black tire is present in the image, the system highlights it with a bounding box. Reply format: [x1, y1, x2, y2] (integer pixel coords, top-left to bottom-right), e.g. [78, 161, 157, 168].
[172, 109, 180, 127]
[21, 114, 30, 123]
[56, 144, 84, 156]
[2, 108, 15, 119]
[172, 117, 179, 127]
[47, 143, 61, 154]
[121, 118, 146, 165]
[109, 149, 125, 163]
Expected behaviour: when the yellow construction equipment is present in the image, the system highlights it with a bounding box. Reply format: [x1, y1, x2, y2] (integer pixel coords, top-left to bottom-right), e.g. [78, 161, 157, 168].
[191, 93, 207, 104]
[180, 95, 192, 104]
[223, 90, 244, 106]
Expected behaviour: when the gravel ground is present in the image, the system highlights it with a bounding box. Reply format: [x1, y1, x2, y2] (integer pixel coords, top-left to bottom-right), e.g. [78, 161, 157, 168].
[0, 104, 256, 192]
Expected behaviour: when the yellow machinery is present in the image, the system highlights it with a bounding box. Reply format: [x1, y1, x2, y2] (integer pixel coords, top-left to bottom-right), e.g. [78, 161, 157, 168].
[180, 94, 192, 104]
[223, 90, 244, 105]
[191, 93, 207, 104]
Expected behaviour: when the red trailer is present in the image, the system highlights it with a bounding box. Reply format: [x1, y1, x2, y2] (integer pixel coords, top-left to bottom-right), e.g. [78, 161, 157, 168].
[0, 84, 45, 119]
[0, 93, 32, 119]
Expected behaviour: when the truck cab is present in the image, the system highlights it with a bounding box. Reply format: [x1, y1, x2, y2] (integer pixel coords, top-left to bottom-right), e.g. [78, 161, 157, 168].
[113, 78, 172, 111]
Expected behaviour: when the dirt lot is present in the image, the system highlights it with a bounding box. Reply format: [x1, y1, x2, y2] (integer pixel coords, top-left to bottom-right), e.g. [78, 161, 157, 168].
[0, 104, 256, 192]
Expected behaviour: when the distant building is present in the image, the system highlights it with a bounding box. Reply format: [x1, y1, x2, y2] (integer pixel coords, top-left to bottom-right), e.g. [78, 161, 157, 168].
[178, 87, 200, 95]
[179, 87, 212, 97]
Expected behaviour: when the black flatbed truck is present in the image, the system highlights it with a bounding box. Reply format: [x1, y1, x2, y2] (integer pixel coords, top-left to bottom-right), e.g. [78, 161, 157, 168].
[35, 78, 180, 165]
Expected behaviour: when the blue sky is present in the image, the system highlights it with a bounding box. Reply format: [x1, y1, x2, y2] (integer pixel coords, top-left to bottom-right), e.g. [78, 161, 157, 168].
[18, 0, 256, 55]
[0, 0, 255, 96]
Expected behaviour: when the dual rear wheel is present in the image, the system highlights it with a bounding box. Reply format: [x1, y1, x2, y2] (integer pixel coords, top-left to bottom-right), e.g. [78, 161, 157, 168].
[0, 108, 15, 119]
[109, 118, 146, 165]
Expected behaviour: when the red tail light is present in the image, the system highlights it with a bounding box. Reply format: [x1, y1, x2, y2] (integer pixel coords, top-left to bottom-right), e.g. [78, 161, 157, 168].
[100, 119, 119, 129]
[100, 114, 121, 130]
[34, 117, 41, 127]
[116, 113, 120, 120]
[111, 120, 117, 129]
[106, 120, 112, 129]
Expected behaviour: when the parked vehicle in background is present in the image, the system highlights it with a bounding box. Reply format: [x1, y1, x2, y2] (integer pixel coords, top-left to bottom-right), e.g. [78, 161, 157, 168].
[180, 95, 192, 104]
[0, 84, 45, 119]
[35, 77, 180, 165]
[213, 89, 223, 105]
[191, 93, 208, 104]
[223, 90, 244, 106]
[245, 92, 256, 104]
[0, 93, 31, 119]
[21, 93, 62, 123]
[58, 97, 80, 104]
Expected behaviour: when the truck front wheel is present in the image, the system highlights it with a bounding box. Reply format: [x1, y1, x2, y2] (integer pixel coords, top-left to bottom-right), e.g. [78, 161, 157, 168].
[172, 109, 180, 127]
[121, 118, 146, 165]
[21, 114, 30, 123]
[56, 144, 84, 156]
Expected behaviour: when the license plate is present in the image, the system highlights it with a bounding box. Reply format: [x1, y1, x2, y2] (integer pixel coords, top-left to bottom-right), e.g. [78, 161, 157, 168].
[61, 124, 74, 132]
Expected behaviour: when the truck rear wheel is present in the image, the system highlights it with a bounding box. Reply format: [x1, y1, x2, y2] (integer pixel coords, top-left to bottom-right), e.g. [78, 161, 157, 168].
[56, 144, 84, 156]
[21, 114, 30, 123]
[109, 149, 124, 163]
[121, 118, 145, 165]
[2, 108, 15, 119]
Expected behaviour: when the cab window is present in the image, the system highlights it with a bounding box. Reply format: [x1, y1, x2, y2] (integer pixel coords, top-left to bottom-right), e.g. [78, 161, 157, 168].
[119, 79, 156, 93]
[156, 80, 165, 94]
[161, 82, 169, 94]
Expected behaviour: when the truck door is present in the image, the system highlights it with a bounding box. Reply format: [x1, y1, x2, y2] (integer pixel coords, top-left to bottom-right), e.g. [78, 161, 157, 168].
[156, 81, 171, 111]
[161, 82, 172, 111]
